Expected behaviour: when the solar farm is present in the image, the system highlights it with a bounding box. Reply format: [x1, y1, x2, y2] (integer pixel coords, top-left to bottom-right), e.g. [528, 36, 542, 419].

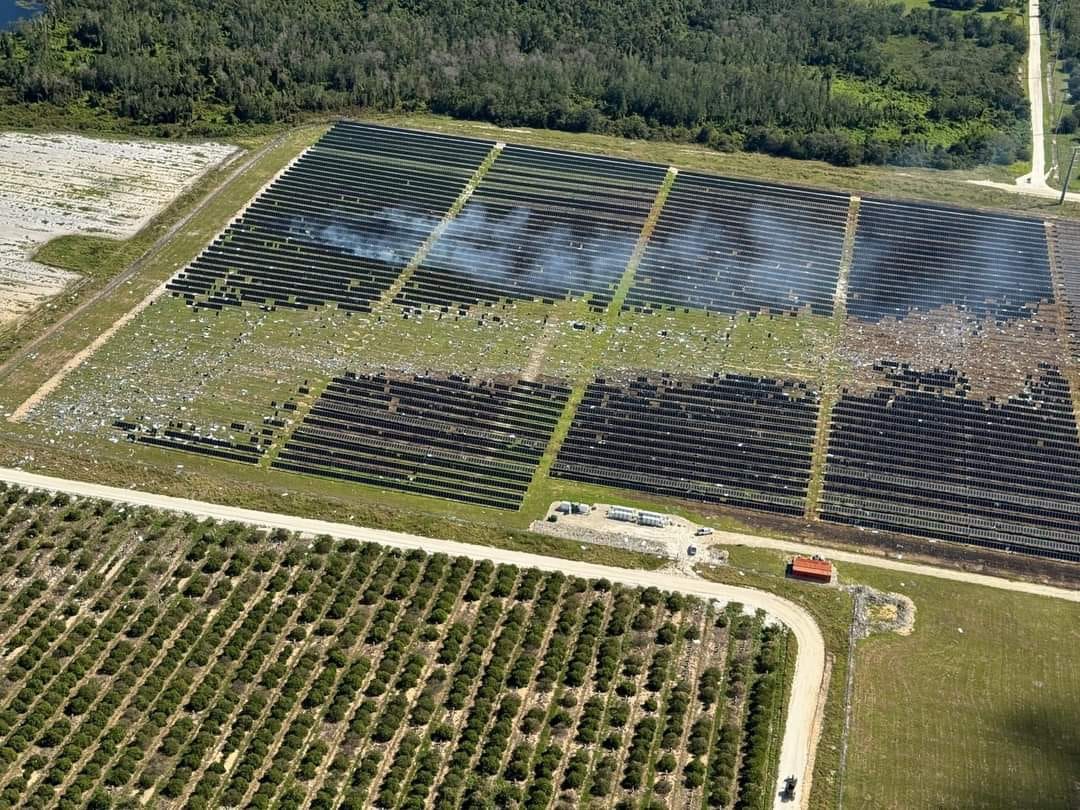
[17, 120, 1080, 564]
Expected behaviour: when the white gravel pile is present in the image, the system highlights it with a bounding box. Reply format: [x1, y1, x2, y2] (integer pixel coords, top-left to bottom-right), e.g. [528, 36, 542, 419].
[0, 132, 237, 325]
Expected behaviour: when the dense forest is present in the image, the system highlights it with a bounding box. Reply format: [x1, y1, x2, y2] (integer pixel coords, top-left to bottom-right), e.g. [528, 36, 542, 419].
[0, 0, 1031, 167]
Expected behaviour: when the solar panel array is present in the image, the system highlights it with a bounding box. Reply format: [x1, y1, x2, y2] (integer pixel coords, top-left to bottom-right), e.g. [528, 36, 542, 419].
[272, 372, 570, 509]
[394, 145, 667, 313]
[1050, 219, 1080, 360]
[113, 420, 266, 464]
[820, 363, 1080, 561]
[167, 122, 494, 313]
[624, 174, 849, 316]
[133, 122, 1080, 561]
[552, 374, 820, 516]
[846, 200, 1053, 322]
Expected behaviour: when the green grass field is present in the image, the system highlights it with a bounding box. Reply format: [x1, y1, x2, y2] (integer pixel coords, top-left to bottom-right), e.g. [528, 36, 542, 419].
[699, 549, 854, 810]
[1045, 36, 1080, 193]
[706, 545, 1080, 810]
[844, 563, 1080, 809]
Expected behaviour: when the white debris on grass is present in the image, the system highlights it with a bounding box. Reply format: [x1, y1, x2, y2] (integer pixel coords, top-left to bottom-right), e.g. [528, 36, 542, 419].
[0, 132, 238, 325]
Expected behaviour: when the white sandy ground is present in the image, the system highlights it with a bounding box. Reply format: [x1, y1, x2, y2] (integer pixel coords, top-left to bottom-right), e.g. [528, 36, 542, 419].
[0, 132, 237, 325]
[0, 469, 1076, 807]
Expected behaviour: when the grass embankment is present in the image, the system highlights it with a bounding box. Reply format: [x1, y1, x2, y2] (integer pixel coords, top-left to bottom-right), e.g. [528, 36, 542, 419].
[702, 544, 1080, 810]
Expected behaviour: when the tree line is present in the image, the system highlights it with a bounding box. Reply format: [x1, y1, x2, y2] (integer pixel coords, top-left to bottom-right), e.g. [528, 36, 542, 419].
[1045, 0, 1080, 134]
[0, 0, 1030, 167]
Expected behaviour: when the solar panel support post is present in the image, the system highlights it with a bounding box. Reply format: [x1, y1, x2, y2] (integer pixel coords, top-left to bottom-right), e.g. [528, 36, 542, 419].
[1061, 146, 1079, 205]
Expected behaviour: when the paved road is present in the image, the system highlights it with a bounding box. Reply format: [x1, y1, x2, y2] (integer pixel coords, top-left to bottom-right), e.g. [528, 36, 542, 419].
[0, 467, 825, 810]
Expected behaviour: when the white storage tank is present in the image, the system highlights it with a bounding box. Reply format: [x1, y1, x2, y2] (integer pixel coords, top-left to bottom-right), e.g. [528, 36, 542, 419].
[637, 510, 668, 527]
[607, 506, 636, 522]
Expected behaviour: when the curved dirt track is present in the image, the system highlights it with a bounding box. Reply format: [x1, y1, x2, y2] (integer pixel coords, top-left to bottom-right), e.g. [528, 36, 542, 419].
[0, 467, 824, 810]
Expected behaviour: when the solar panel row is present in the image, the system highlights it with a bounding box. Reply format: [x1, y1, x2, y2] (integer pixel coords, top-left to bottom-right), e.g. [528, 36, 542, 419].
[820, 363, 1080, 561]
[271, 372, 571, 509]
[395, 145, 667, 313]
[625, 173, 849, 317]
[1051, 219, 1080, 360]
[847, 199, 1053, 323]
[167, 121, 494, 312]
[114, 420, 266, 465]
[146, 122, 1080, 560]
[165, 123, 1061, 331]
[552, 373, 820, 516]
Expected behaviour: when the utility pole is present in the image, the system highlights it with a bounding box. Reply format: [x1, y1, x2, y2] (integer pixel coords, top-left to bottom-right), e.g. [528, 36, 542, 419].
[1060, 146, 1079, 204]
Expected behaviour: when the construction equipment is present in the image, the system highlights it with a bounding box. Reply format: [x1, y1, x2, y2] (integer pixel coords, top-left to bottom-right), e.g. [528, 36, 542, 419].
[781, 776, 798, 801]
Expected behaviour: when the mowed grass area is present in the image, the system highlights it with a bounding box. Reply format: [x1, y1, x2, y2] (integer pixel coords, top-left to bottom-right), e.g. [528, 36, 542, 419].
[841, 563, 1080, 810]
[709, 545, 1080, 810]
[0, 426, 667, 571]
[605, 307, 843, 380]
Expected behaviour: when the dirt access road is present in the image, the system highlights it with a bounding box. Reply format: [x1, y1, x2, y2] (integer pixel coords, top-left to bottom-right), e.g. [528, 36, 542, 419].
[539, 502, 1079, 604]
[0, 467, 824, 810]
[1018, 0, 1049, 192]
[702, 527, 1079, 604]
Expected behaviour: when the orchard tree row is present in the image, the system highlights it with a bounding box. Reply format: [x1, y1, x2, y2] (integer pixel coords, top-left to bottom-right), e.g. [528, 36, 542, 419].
[0, 483, 792, 809]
